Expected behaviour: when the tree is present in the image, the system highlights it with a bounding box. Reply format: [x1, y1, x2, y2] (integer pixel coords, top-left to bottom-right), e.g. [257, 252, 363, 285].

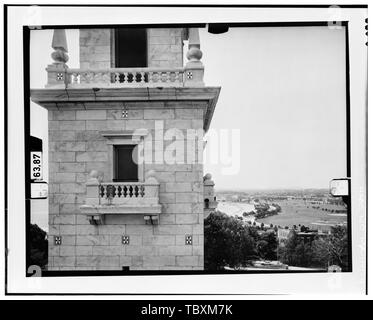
[278, 231, 313, 267]
[312, 225, 349, 270]
[28, 223, 48, 270]
[256, 240, 268, 259]
[279, 225, 349, 270]
[257, 231, 278, 260]
[204, 211, 258, 270]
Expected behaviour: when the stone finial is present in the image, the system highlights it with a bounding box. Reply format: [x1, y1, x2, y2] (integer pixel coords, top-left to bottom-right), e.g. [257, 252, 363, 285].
[86, 170, 100, 185]
[51, 29, 69, 64]
[145, 169, 158, 184]
[203, 173, 215, 190]
[186, 28, 203, 62]
[185, 28, 204, 86]
[204, 173, 212, 180]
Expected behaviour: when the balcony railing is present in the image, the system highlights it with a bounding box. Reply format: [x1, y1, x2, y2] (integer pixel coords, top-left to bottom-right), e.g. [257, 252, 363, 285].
[47, 66, 202, 88]
[97, 182, 159, 205]
[62, 67, 186, 88]
[72, 67, 184, 87]
[80, 177, 162, 225]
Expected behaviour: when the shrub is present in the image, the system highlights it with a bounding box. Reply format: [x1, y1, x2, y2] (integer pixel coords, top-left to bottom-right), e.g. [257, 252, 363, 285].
[28, 223, 48, 270]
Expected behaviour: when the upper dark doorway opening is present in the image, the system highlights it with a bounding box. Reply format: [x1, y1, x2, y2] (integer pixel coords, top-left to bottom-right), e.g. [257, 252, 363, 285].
[115, 28, 147, 68]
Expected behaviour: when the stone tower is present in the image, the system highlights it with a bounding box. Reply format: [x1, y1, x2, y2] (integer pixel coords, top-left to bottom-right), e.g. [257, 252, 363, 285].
[31, 27, 220, 271]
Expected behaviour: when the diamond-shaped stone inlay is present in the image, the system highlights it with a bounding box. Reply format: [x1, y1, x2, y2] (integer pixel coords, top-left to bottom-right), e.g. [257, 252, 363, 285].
[186, 71, 193, 80]
[122, 235, 130, 245]
[185, 235, 193, 245]
[56, 73, 64, 80]
[54, 236, 62, 245]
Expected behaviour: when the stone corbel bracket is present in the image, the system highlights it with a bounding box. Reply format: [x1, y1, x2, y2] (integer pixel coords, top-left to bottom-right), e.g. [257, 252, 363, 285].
[144, 215, 159, 225]
[87, 214, 105, 225]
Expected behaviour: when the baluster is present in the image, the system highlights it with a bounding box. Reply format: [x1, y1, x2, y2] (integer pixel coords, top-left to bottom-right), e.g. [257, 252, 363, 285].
[140, 72, 145, 83]
[106, 185, 116, 198]
[117, 185, 122, 198]
[87, 72, 93, 83]
[114, 72, 120, 83]
[123, 186, 128, 197]
[140, 185, 145, 197]
[103, 72, 109, 84]
[166, 72, 171, 83]
[157, 72, 162, 83]
[100, 185, 105, 197]
[93, 71, 99, 83]
[123, 72, 128, 83]
[129, 185, 133, 197]
[81, 72, 87, 83]
[134, 186, 139, 197]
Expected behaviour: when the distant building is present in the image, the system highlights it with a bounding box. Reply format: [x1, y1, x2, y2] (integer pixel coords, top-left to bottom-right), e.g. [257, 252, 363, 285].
[277, 228, 291, 246]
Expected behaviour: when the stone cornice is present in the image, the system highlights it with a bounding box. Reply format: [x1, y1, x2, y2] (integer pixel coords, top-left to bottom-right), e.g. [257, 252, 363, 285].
[30, 86, 221, 132]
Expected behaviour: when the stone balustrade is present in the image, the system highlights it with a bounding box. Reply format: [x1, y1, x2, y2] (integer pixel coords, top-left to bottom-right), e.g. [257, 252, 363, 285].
[97, 182, 159, 206]
[80, 174, 162, 225]
[46, 66, 203, 88]
[67, 67, 185, 87]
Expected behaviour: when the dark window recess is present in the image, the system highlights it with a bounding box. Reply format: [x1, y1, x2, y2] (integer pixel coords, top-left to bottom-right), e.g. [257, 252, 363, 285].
[114, 145, 138, 182]
[30, 136, 42, 152]
[115, 28, 147, 68]
[204, 198, 210, 209]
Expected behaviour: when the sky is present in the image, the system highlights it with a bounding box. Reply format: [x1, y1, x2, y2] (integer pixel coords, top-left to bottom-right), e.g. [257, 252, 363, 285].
[30, 26, 347, 228]
[200, 26, 346, 190]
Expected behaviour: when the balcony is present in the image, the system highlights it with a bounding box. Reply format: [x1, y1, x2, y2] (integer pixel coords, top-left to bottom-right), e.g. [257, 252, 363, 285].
[80, 174, 162, 225]
[45, 28, 204, 89]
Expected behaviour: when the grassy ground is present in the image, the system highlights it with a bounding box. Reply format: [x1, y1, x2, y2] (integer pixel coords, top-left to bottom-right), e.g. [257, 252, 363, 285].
[256, 200, 347, 229]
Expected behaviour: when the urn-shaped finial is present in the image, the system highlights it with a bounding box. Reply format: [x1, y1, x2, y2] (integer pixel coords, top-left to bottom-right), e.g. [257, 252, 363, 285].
[186, 28, 203, 62]
[51, 29, 69, 64]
